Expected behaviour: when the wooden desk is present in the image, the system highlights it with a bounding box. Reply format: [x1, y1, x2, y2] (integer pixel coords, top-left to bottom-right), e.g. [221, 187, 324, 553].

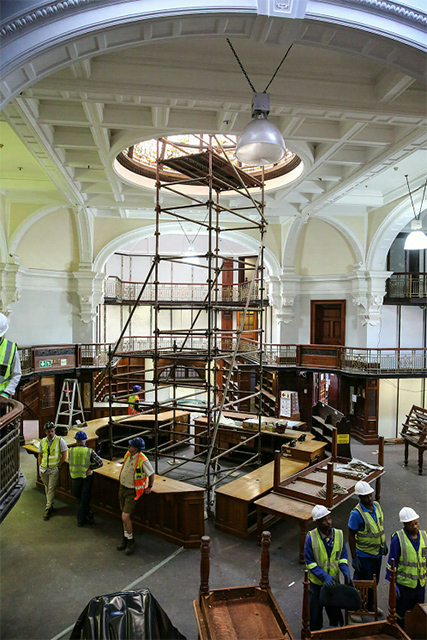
[255, 493, 314, 564]
[401, 405, 427, 475]
[215, 458, 308, 539]
[194, 416, 308, 458]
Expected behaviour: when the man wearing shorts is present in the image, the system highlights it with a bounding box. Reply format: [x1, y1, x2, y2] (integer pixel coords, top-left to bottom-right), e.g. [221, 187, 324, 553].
[117, 437, 154, 556]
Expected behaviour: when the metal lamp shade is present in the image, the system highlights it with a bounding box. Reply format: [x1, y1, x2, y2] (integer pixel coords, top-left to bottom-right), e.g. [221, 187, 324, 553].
[236, 114, 286, 166]
[404, 219, 427, 250]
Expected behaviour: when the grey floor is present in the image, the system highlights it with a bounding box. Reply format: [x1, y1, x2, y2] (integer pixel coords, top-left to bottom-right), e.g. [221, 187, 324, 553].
[1, 440, 425, 640]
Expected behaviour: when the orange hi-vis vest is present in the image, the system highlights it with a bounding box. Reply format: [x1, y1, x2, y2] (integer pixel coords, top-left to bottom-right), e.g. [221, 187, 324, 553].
[120, 451, 148, 500]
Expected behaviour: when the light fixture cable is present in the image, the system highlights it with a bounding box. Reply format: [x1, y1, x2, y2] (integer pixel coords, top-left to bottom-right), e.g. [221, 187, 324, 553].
[226, 39, 293, 94]
[405, 174, 427, 220]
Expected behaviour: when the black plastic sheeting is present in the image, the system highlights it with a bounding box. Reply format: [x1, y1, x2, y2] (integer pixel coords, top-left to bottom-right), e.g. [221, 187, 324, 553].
[70, 589, 187, 640]
[319, 584, 361, 610]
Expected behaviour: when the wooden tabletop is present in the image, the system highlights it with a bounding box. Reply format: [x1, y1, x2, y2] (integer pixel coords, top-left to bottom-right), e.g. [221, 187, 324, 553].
[255, 492, 314, 520]
[216, 458, 308, 501]
[95, 459, 203, 493]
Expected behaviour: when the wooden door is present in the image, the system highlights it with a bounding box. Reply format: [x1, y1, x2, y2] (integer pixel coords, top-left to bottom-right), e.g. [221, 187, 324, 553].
[237, 310, 258, 343]
[311, 300, 346, 345]
[39, 376, 56, 436]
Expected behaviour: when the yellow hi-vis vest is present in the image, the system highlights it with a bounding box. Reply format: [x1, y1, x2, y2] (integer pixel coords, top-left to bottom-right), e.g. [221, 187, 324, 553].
[69, 446, 92, 479]
[128, 393, 140, 415]
[307, 528, 347, 585]
[0, 338, 17, 393]
[389, 529, 427, 589]
[40, 436, 61, 469]
[355, 502, 385, 556]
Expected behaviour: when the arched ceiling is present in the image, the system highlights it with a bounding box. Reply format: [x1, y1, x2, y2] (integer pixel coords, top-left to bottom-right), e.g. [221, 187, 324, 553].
[0, 6, 426, 251]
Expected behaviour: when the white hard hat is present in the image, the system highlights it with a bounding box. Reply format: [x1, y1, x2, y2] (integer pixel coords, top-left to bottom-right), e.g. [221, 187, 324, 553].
[355, 481, 374, 496]
[312, 505, 331, 521]
[399, 507, 419, 523]
[0, 313, 9, 337]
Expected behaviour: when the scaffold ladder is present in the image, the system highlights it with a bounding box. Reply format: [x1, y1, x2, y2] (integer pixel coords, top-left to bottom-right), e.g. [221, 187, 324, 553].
[54, 378, 86, 433]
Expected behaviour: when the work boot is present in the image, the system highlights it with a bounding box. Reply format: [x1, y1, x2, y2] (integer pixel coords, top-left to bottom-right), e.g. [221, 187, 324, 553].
[117, 537, 127, 551]
[125, 538, 135, 556]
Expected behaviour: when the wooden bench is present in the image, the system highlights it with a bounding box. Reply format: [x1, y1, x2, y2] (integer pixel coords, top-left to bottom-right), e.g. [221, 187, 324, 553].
[215, 458, 308, 538]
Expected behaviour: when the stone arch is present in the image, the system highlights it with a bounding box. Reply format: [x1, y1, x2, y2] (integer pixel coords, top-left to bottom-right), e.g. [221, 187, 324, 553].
[9, 204, 92, 265]
[94, 222, 281, 278]
[366, 200, 414, 272]
[282, 214, 364, 271]
[9, 205, 69, 256]
[1, 1, 426, 109]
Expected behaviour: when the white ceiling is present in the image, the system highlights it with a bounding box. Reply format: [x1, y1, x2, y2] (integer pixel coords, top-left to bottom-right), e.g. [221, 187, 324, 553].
[1, 17, 426, 228]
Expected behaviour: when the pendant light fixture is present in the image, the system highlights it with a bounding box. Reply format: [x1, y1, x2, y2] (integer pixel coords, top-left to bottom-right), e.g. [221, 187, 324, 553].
[404, 175, 427, 250]
[227, 39, 292, 167]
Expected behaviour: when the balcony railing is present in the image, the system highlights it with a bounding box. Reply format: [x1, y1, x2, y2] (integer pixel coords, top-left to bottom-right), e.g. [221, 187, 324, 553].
[104, 276, 263, 303]
[18, 341, 427, 376]
[0, 399, 25, 522]
[386, 272, 427, 299]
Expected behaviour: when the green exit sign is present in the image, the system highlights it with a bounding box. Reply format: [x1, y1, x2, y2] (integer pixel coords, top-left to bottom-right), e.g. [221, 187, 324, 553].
[39, 360, 52, 368]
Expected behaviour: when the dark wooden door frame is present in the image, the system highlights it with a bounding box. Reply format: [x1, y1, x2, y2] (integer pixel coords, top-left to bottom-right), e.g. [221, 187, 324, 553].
[310, 300, 346, 346]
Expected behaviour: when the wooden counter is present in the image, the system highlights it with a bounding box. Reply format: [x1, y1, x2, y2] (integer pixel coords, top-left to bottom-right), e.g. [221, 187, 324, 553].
[215, 457, 308, 538]
[24, 413, 203, 549]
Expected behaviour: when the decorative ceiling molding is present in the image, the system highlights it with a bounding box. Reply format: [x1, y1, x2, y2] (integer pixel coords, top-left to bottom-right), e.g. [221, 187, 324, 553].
[0, 0, 96, 38]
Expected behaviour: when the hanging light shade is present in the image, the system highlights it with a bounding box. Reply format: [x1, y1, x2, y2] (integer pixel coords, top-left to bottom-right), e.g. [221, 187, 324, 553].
[404, 218, 427, 250]
[236, 92, 286, 166]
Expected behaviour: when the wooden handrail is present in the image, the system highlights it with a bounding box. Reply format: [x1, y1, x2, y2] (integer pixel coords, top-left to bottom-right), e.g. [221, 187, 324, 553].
[0, 399, 24, 429]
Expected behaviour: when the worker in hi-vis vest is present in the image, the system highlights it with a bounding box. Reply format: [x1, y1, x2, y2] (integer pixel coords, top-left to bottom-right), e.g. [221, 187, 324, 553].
[348, 480, 388, 615]
[0, 313, 22, 415]
[386, 507, 427, 629]
[38, 422, 68, 520]
[117, 437, 154, 556]
[128, 384, 142, 415]
[305, 504, 352, 631]
[68, 430, 103, 527]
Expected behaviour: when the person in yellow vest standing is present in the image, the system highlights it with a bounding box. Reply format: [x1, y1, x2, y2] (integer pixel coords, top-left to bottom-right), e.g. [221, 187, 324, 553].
[128, 385, 142, 415]
[386, 507, 427, 630]
[68, 430, 103, 527]
[117, 437, 154, 556]
[348, 480, 388, 615]
[38, 422, 68, 520]
[0, 312, 22, 415]
[305, 504, 352, 631]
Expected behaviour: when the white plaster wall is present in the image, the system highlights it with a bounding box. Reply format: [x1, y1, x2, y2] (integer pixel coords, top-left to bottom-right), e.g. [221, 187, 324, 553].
[400, 306, 426, 348]
[295, 220, 355, 276]
[379, 378, 426, 439]
[11, 284, 74, 346]
[16, 208, 78, 271]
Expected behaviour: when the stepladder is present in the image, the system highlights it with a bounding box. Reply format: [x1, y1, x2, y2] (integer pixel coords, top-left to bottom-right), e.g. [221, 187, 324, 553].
[54, 378, 86, 435]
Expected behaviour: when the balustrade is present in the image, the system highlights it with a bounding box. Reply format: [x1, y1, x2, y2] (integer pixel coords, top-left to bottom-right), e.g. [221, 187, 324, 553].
[386, 272, 427, 299]
[104, 276, 261, 303]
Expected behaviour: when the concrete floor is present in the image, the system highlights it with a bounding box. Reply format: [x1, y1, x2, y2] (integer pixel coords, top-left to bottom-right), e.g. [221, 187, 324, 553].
[0, 439, 424, 640]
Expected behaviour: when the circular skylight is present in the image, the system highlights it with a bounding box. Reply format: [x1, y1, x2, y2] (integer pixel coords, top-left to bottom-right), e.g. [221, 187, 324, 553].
[114, 134, 303, 194]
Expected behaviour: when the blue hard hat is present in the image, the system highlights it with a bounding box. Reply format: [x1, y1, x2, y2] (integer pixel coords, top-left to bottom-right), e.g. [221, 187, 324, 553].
[133, 385, 141, 392]
[75, 430, 87, 441]
[128, 437, 145, 451]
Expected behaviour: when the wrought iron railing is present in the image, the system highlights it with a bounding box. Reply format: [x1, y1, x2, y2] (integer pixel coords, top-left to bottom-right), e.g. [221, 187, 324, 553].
[19, 342, 427, 376]
[341, 347, 427, 374]
[104, 276, 262, 303]
[0, 399, 25, 522]
[386, 272, 427, 299]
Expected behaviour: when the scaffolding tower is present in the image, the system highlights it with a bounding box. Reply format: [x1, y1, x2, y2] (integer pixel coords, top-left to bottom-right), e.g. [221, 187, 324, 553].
[105, 135, 267, 510]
